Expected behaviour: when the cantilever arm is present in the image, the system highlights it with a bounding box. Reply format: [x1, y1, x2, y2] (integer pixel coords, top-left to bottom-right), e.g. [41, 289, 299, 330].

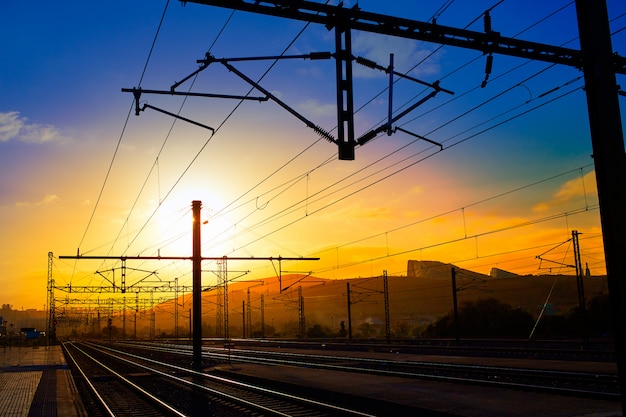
[210, 58, 336, 144]
[142, 103, 215, 133]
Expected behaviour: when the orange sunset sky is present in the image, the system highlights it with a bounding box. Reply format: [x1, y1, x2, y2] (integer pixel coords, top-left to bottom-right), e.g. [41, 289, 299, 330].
[1, 1, 624, 309]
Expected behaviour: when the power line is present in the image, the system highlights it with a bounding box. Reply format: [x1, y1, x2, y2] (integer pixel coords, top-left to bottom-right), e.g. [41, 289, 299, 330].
[207, 83, 585, 256]
[126, 2, 577, 261]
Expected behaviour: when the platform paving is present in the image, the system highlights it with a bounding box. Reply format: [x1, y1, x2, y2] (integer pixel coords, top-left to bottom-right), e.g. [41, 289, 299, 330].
[0, 345, 85, 417]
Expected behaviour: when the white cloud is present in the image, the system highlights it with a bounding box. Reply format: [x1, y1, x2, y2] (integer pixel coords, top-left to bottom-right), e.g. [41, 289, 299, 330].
[0, 111, 68, 144]
[352, 32, 440, 80]
[297, 99, 336, 118]
[0, 112, 22, 142]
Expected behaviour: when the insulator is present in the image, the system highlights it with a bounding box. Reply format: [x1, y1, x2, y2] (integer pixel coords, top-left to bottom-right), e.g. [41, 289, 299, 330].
[481, 54, 493, 88]
[313, 125, 336, 143]
[357, 130, 377, 146]
[355, 56, 378, 69]
[309, 52, 332, 60]
[484, 10, 492, 33]
[485, 54, 493, 75]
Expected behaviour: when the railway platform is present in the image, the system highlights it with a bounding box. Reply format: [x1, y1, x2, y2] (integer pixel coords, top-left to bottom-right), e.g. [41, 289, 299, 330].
[0, 345, 85, 417]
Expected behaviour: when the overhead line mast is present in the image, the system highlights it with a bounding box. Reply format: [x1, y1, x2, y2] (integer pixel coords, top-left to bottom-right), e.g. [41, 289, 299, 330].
[60, 200, 319, 369]
[181, 0, 626, 411]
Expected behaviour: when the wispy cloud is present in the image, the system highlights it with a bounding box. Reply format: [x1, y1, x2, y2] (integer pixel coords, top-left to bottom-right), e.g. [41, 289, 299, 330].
[533, 171, 597, 213]
[0, 111, 68, 144]
[15, 194, 60, 208]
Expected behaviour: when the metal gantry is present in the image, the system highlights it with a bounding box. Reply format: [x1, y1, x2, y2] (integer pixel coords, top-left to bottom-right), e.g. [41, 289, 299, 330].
[56, 200, 318, 368]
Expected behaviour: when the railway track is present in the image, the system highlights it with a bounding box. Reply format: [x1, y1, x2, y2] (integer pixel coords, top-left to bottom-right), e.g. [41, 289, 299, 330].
[63, 340, 400, 417]
[116, 340, 621, 401]
[62, 341, 185, 417]
[227, 338, 617, 362]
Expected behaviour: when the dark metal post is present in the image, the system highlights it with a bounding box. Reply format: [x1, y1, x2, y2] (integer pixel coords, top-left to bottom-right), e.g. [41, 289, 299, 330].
[451, 267, 460, 344]
[298, 286, 305, 339]
[387, 54, 394, 136]
[346, 282, 352, 340]
[261, 294, 265, 338]
[572, 230, 588, 342]
[383, 270, 391, 343]
[192, 200, 203, 368]
[575, 1, 626, 411]
[572, 230, 586, 311]
[335, 25, 355, 160]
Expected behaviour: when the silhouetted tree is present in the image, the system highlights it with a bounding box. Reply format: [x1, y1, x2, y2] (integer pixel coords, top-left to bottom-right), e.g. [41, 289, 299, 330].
[423, 298, 534, 338]
[338, 321, 347, 338]
[306, 323, 327, 338]
[587, 293, 612, 337]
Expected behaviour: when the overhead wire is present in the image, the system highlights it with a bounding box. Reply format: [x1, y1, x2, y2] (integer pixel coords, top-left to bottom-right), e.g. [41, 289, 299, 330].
[204, 2, 524, 242]
[73, 2, 605, 288]
[207, 79, 585, 256]
[312, 204, 599, 276]
[311, 164, 595, 253]
[69, 7, 238, 290]
[87, 2, 336, 285]
[196, 12, 588, 280]
[121, 3, 332, 260]
[128, 2, 564, 256]
[69, 0, 172, 291]
[186, 3, 588, 284]
[76, 0, 171, 254]
[105, 9, 239, 262]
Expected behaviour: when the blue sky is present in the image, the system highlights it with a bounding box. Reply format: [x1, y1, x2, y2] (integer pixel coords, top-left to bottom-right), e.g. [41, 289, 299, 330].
[1, 1, 624, 308]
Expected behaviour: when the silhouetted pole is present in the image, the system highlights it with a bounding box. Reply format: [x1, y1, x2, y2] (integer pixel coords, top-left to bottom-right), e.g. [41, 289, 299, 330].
[261, 294, 265, 338]
[346, 282, 352, 340]
[242, 300, 246, 338]
[572, 230, 588, 342]
[575, 1, 626, 412]
[192, 200, 202, 368]
[451, 267, 459, 344]
[383, 270, 391, 343]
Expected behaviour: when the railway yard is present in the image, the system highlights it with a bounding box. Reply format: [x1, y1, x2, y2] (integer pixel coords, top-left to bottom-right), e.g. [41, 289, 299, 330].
[0, 338, 622, 416]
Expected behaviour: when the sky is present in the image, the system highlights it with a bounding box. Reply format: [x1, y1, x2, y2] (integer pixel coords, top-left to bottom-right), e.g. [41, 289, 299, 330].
[1, 0, 625, 310]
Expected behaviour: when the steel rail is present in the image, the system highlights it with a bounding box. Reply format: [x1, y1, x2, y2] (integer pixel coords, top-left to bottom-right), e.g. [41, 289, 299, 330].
[81, 341, 376, 417]
[117, 340, 620, 401]
[62, 341, 116, 417]
[64, 341, 187, 417]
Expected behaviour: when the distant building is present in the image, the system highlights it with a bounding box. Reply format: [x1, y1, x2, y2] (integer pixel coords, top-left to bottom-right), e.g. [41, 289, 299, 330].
[490, 268, 519, 279]
[407, 260, 452, 278]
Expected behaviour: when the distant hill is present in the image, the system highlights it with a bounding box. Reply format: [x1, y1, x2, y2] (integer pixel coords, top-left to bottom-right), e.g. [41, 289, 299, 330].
[141, 260, 608, 338]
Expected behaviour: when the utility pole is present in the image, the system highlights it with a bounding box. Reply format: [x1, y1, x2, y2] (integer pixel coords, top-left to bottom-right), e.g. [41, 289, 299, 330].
[451, 267, 460, 344]
[192, 200, 202, 368]
[246, 281, 264, 338]
[260, 294, 265, 338]
[122, 296, 126, 340]
[572, 230, 586, 311]
[298, 286, 305, 339]
[174, 277, 179, 340]
[346, 282, 352, 340]
[575, 2, 626, 410]
[242, 300, 246, 338]
[572, 230, 588, 343]
[383, 270, 391, 344]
